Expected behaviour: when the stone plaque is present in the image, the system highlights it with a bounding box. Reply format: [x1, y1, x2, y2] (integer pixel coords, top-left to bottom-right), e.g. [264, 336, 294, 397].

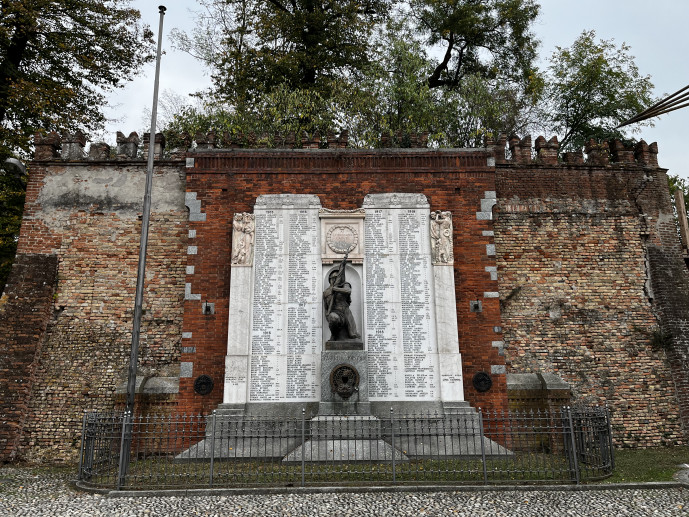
[319, 208, 365, 264]
[226, 193, 463, 412]
[248, 195, 322, 402]
[362, 194, 440, 401]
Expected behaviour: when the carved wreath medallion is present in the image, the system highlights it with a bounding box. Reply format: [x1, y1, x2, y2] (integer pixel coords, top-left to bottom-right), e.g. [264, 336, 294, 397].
[326, 225, 358, 254]
[330, 364, 360, 399]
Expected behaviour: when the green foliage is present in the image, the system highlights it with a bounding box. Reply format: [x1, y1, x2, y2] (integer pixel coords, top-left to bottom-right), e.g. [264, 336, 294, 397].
[0, 1, 154, 290]
[342, 18, 440, 146]
[169, 4, 658, 158]
[0, 162, 26, 291]
[668, 174, 689, 213]
[0, 1, 155, 158]
[172, 0, 389, 107]
[168, 13, 542, 149]
[170, 1, 544, 146]
[163, 85, 342, 149]
[410, 0, 540, 90]
[667, 174, 689, 245]
[543, 30, 655, 152]
[433, 73, 541, 148]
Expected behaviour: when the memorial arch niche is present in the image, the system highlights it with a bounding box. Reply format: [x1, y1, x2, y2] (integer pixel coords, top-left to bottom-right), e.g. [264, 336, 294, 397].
[223, 193, 465, 418]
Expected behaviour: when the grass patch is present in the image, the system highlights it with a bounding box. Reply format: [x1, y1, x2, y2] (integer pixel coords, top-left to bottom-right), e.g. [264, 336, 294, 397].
[97, 453, 585, 489]
[602, 446, 689, 483]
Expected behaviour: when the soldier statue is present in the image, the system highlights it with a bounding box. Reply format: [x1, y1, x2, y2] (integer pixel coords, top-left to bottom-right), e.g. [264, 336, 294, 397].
[323, 252, 360, 341]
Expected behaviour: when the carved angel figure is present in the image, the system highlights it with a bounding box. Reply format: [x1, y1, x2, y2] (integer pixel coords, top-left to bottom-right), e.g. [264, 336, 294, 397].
[430, 210, 453, 264]
[231, 213, 255, 265]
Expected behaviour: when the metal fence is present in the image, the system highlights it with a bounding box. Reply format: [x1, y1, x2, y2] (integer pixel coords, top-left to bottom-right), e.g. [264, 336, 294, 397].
[77, 406, 614, 490]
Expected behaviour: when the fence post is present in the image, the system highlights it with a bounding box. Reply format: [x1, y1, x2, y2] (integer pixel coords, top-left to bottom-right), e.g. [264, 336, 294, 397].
[605, 406, 615, 471]
[565, 406, 580, 484]
[478, 408, 487, 484]
[117, 411, 132, 491]
[301, 408, 306, 487]
[209, 411, 217, 488]
[77, 412, 87, 481]
[390, 407, 396, 484]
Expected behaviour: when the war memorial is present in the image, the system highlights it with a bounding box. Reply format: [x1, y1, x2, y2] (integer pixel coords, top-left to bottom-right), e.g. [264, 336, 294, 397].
[1, 131, 688, 468]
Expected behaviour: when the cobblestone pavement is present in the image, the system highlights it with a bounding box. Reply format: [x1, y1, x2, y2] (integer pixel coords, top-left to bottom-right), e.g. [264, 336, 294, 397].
[1, 467, 687, 516]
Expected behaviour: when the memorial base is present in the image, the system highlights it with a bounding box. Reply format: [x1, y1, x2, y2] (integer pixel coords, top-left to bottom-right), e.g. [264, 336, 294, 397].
[284, 439, 407, 463]
[283, 415, 407, 463]
[215, 403, 246, 418]
[442, 401, 474, 415]
[320, 350, 369, 413]
[175, 409, 512, 462]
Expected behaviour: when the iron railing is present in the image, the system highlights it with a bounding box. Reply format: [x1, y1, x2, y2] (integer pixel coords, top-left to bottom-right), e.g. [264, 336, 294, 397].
[77, 406, 614, 490]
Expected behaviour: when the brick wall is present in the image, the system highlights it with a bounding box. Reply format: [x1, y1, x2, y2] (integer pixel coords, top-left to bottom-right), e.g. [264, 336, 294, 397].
[1, 160, 187, 463]
[4, 136, 689, 461]
[635, 169, 689, 439]
[494, 163, 685, 446]
[0, 254, 58, 462]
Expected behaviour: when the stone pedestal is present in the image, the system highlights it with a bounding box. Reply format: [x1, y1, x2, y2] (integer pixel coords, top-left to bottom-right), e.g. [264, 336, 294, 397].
[324, 339, 364, 350]
[283, 415, 407, 463]
[320, 350, 370, 415]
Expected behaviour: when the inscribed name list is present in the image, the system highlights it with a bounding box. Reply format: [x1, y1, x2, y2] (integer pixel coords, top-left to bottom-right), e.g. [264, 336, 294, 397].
[249, 203, 321, 402]
[364, 203, 439, 401]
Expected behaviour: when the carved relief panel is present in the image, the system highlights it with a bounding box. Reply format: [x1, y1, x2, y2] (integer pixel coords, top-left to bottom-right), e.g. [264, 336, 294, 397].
[319, 208, 366, 264]
[430, 210, 454, 265]
[231, 212, 256, 266]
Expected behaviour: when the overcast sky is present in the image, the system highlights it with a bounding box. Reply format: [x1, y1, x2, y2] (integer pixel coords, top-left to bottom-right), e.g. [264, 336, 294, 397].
[106, 0, 689, 179]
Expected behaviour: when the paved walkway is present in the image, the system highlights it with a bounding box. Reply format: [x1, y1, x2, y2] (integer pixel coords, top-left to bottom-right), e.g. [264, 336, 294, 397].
[1, 466, 687, 516]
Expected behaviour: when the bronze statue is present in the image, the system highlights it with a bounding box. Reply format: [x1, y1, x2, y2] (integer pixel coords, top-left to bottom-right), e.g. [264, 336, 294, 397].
[323, 252, 360, 341]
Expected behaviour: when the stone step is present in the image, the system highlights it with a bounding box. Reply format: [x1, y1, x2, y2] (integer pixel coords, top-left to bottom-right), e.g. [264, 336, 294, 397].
[309, 415, 381, 439]
[283, 439, 408, 463]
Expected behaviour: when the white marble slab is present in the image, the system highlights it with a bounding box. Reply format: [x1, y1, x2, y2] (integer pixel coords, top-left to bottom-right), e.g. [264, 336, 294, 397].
[227, 267, 253, 356]
[247, 195, 322, 402]
[224, 355, 248, 404]
[363, 194, 441, 401]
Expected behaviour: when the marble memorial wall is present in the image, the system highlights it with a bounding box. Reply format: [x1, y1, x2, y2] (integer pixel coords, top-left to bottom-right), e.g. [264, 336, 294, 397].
[227, 193, 457, 407]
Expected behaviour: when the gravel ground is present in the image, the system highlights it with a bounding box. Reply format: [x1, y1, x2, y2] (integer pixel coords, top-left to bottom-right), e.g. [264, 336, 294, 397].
[1, 466, 688, 516]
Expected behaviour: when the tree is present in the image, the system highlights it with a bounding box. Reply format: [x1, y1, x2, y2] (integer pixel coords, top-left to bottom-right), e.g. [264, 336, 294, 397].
[0, 161, 25, 291]
[166, 10, 542, 149]
[409, 0, 540, 90]
[342, 17, 440, 147]
[0, 1, 155, 159]
[171, 0, 390, 107]
[543, 30, 654, 152]
[668, 174, 689, 218]
[343, 16, 542, 148]
[0, 1, 155, 293]
[162, 85, 341, 150]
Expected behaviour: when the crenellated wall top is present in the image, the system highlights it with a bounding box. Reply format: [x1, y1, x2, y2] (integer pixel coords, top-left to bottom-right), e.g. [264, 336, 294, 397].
[485, 133, 659, 168]
[33, 130, 661, 170]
